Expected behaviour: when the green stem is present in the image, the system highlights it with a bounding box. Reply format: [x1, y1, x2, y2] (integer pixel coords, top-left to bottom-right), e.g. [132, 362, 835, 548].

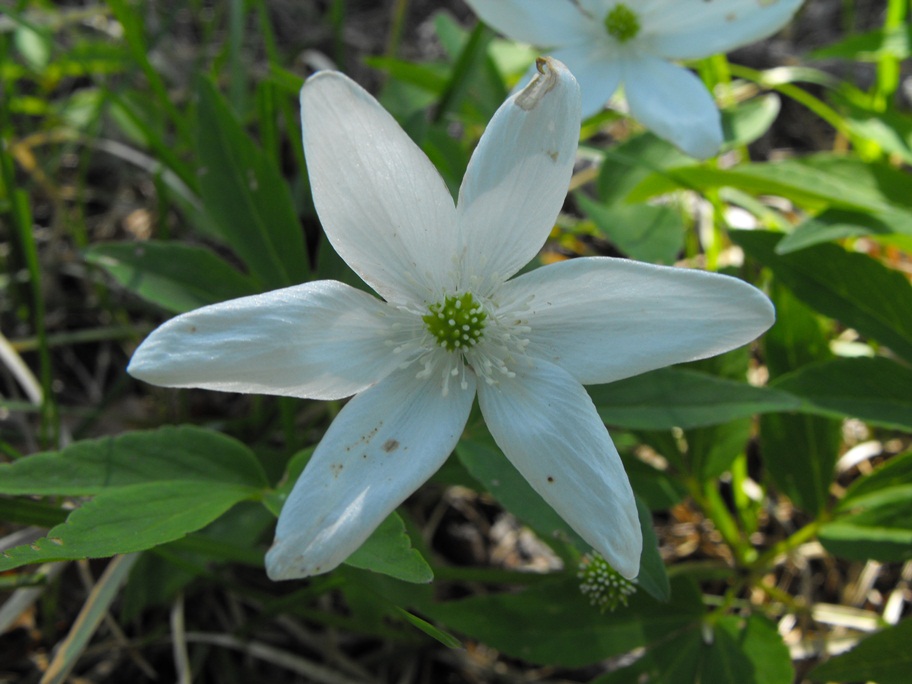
[385, 0, 410, 63]
[329, 0, 347, 71]
[728, 64, 853, 141]
[872, 0, 908, 110]
[687, 476, 755, 566]
[10, 324, 152, 352]
[0, 81, 58, 447]
[228, 0, 246, 113]
[750, 519, 822, 572]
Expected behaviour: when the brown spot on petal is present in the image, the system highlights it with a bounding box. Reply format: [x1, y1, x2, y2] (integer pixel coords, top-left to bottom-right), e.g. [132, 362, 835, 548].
[547, 476, 555, 483]
[382, 439, 400, 453]
[330, 463, 343, 478]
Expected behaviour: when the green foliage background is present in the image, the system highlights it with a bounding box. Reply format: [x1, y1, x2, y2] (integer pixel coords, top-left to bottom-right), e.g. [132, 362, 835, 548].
[1, 1, 910, 682]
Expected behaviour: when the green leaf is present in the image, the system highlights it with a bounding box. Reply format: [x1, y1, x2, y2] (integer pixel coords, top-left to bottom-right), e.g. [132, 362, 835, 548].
[841, 451, 912, 506]
[0, 482, 256, 571]
[589, 367, 801, 430]
[0, 496, 67, 528]
[392, 607, 462, 649]
[635, 497, 670, 603]
[686, 419, 753, 480]
[809, 619, 912, 684]
[843, 102, 912, 165]
[346, 513, 433, 584]
[0, 426, 269, 495]
[824, 451, 912, 563]
[432, 13, 505, 125]
[621, 455, 687, 512]
[596, 132, 693, 205]
[576, 193, 684, 264]
[596, 614, 792, 684]
[821, 495, 912, 563]
[456, 436, 669, 601]
[810, 24, 912, 61]
[86, 241, 258, 313]
[732, 230, 912, 363]
[14, 24, 51, 71]
[630, 155, 912, 243]
[760, 284, 840, 517]
[775, 208, 904, 253]
[773, 357, 912, 431]
[364, 56, 448, 94]
[196, 78, 308, 289]
[720, 94, 781, 149]
[424, 576, 703, 667]
[458, 436, 587, 551]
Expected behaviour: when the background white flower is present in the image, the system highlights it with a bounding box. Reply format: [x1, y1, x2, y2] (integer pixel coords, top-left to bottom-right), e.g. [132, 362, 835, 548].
[464, 0, 804, 158]
[129, 58, 774, 582]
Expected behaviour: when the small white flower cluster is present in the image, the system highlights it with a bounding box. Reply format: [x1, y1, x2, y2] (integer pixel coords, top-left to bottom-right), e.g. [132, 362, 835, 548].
[578, 552, 637, 613]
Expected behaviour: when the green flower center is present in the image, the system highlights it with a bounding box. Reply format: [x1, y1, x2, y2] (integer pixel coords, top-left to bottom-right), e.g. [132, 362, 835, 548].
[423, 293, 487, 352]
[578, 552, 637, 613]
[604, 4, 640, 43]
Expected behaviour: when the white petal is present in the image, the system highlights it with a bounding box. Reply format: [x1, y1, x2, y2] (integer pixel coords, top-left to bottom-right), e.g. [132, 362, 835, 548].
[456, 57, 581, 292]
[646, 0, 804, 60]
[128, 280, 403, 400]
[463, 0, 591, 46]
[551, 42, 623, 119]
[477, 359, 641, 579]
[301, 71, 458, 304]
[266, 366, 475, 579]
[621, 55, 722, 159]
[499, 257, 775, 386]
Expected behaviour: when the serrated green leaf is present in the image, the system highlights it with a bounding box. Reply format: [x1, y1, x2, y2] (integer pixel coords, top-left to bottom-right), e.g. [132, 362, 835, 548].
[346, 513, 433, 584]
[0, 426, 268, 495]
[197, 78, 308, 289]
[0, 482, 257, 571]
[576, 193, 684, 264]
[589, 367, 801, 430]
[733, 230, 912, 363]
[595, 614, 793, 684]
[773, 357, 912, 431]
[86, 241, 258, 313]
[809, 618, 912, 684]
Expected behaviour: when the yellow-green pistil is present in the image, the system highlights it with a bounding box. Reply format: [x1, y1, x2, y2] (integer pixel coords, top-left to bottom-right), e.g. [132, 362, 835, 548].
[423, 293, 486, 352]
[604, 4, 640, 43]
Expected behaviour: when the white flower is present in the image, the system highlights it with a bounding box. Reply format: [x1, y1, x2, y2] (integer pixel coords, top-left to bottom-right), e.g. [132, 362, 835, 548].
[128, 58, 774, 581]
[464, 0, 803, 158]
